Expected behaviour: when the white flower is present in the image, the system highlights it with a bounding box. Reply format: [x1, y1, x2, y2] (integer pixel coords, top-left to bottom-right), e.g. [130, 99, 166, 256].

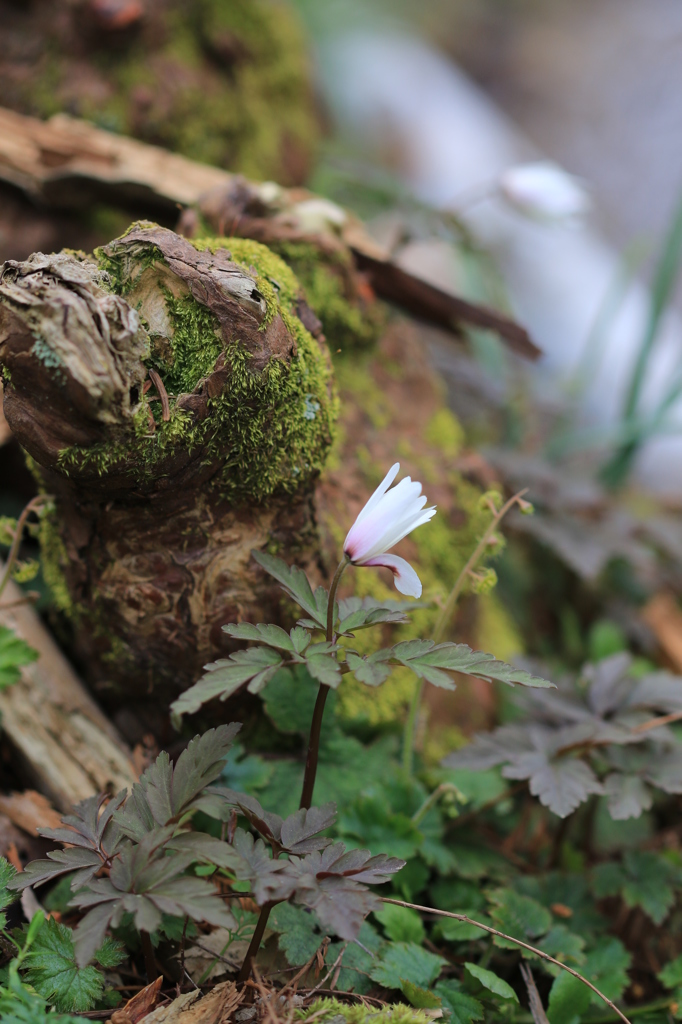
[343, 463, 436, 598]
[498, 161, 590, 222]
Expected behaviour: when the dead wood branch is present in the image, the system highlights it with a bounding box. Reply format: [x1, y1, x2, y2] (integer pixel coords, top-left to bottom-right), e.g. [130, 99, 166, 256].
[0, 572, 137, 810]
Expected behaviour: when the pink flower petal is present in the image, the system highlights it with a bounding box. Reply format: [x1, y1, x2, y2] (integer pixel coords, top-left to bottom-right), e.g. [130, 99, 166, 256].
[362, 554, 423, 598]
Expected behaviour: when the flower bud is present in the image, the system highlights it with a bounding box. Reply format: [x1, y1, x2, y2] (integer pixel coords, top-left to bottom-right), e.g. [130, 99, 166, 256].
[498, 161, 590, 222]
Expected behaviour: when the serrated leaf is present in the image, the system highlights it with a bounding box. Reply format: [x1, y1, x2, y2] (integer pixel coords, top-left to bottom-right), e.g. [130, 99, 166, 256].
[10, 848, 105, 892]
[370, 942, 445, 990]
[231, 829, 296, 904]
[503, 753, 604, 818]
[659, 954, 682, 990]
[0, 625, 38, 688]
[170, 649, 282, 717]
[280, 803, 337, 854]
[219, 788, 284, 842]
[374, 902, 425, 944]
[23, 918, 104, 1013]
[305, 650, 343, 688]
[116, 725, 239, 839]
[535, 925, 586, 966]
[326, 921, 382, 994]
[488, 888, 552, 948]
[621, 850, 675, 924]
[336, 597, 410, 636]
[392, 640, 554, 690]
[346, 650, 393, 687]
[223, 622, 299, 651]
[435, 981, 484, 1024]
[252, 551, 327, 627]
[581, 937, 631, 1002]
[591, 861, 626, 899]
[0, 857, 17, 911]
[339, 795, 422, 861]
[269, 903, 321, 967]
[443, 726, 531, 771]
[261, 665, 330, 734]
[401, 979, 442, 1008]
[604, 773, 653, 820]
[547, 972, 591, 1024]
[464, 963, 519, 1003]
[94, 937, 126, 969]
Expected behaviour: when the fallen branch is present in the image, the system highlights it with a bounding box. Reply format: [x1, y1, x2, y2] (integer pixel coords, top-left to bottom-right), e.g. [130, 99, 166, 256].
[0, 571, 137, 811]
[381, 897, 632, 1024]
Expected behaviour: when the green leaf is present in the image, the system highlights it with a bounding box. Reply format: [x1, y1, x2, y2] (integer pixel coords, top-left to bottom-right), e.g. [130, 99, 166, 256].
[23, 918, 104, 1013]
[621, 850, 675, 924]
[401, 979, 442, 1008]
[370, 942, 445, 990]
[392, 640, 555, 690]
[171, 648, 282, 717]
[346, 651, 393, 687]
[252, 551, 328, 628]
[327, 921, 382, 994]
[269, 904, 321, 967]
[262, 665, 335, 734]
[436, 911, 490, 943]
[464, 962, 519, 1003]
[591, 862, 626, 899]
[339, 795, 423, 860]
[220, 743, 273, 792]
[304, 643, 342, 687]
[547, 973, 591, 1024]
[374, 903, 425, 944]
[660, 954, 682, 990]
[435, 981, 484, 1024]
[488, 888, 552, 949]
[94, 938, 126, 969]
[0, 857, 17, 912]
[336, 598, 410, 636]
[0, 626, 38, 689]
[582, 937, 631, 1002]
[223, 622, 303, 652]
[535, 925, 586, 966]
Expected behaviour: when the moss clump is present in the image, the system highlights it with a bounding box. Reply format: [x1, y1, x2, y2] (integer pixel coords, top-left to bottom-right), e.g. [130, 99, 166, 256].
[59, 233, 337, 506]
[296, 998, 433, 1024]
[16, 0, 318, 185]
[272, 242, 386, 353]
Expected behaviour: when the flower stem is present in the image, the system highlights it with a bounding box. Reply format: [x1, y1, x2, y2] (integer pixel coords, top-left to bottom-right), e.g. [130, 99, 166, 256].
[299, 557, 349, 811]
[140, 931, 157, 982]
[237, 901, 274, 983]
[402, 490, 528, 774]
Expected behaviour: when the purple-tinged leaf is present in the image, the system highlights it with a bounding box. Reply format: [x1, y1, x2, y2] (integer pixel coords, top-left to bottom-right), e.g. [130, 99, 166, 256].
[280, 803, 337, 854]
[604, 773, 653, 820]
[503, 753, 604, 818]
[231, 829, 297, 904]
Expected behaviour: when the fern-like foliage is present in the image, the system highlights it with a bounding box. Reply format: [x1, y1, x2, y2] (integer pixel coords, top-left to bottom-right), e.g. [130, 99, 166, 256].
[445, 652, 682, 818]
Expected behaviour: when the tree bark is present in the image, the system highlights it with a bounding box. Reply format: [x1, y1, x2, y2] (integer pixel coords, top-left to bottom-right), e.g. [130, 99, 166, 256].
[0, 224, 335, 706]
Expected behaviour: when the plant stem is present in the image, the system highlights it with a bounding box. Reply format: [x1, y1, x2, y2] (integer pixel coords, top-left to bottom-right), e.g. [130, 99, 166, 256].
[139, 931, 157, 982]
[239, 557, 350, 983]
[0, 496, 47, 602]
[299, 685, 330, 810]
[237, 903, 274, 983]
[402, 490, 528, 774]
[299, 557, 349, 811]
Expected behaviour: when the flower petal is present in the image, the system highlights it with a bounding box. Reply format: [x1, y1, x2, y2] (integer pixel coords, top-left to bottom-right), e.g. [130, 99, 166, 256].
[362, 554, 423, 598]
[353, 463, 400, 525]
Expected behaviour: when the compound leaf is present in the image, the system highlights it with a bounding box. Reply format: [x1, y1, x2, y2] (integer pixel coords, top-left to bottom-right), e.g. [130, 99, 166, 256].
[503, 754, 604, 818]
[280, 803, 337, 854]
[23, 918, 105, 1013]
[252, 551, 327, 628]
[604, 773, 653, 820]
[171, 649, 282, 718]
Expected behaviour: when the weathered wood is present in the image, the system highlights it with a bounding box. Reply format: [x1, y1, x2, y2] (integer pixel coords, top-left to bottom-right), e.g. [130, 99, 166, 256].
[0, 106, 539, 359]
[0, 574, 137, 811]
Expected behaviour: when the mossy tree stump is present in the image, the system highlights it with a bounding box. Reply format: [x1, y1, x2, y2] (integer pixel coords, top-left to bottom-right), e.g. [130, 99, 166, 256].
[0, 224, 336, 703]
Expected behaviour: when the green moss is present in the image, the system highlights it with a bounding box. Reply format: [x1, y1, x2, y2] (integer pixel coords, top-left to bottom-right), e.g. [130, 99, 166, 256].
[296, 998, 432, 1024]
[24, 0, 318, 184]
[272, 242, 386, 353]
[38, 508, 76, 618]
[60, 233, 337, 506]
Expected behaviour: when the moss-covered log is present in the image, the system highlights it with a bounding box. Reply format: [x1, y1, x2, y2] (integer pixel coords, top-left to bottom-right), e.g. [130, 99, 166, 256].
[1, 0, 317, 185]
[0, 224, 336, 703]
